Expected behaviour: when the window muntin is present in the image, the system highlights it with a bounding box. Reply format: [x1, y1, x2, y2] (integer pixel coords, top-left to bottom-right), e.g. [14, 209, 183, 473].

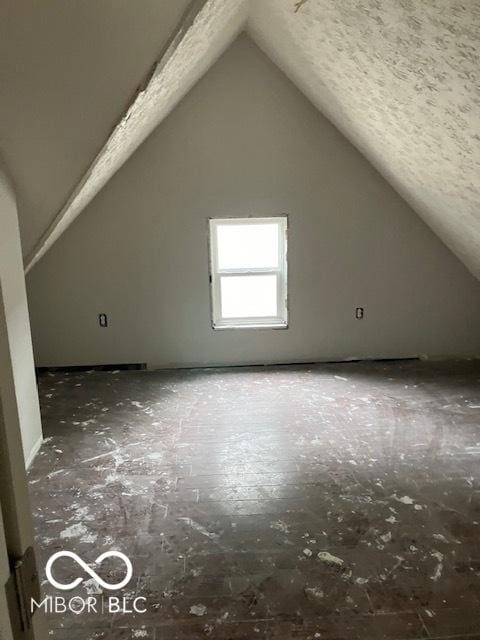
[209, 217, 288, 329]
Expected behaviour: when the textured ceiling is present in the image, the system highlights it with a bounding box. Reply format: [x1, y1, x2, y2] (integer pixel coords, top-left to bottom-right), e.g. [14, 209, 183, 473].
[2, 1, 479, 279]
[24, 0, 248, 271]
[249, 0, 480, 278]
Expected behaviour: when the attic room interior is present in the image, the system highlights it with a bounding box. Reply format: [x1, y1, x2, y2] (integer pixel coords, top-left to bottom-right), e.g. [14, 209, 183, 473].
[0, 0, 480, 639]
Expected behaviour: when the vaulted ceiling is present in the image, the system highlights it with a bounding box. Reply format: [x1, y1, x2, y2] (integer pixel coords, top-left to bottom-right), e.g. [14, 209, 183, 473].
[1, 1, 479, 279]
[250, 0, 480, 279]
[0, 0, 193, 255]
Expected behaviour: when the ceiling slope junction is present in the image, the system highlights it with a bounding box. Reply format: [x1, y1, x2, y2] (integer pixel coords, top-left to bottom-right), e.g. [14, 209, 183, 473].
[20, 0, 480, 279]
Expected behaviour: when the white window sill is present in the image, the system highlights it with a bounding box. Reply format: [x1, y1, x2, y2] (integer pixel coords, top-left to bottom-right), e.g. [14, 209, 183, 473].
[213, 322, 288, 331]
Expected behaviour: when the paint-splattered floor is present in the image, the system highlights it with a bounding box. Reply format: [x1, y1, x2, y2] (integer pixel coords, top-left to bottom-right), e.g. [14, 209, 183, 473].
[28, 360, 480, 639]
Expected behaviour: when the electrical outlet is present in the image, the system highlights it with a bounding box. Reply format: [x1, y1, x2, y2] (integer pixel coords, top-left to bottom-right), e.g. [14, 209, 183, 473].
[99, 313, 108, 327]
[355, 307, 364, 320]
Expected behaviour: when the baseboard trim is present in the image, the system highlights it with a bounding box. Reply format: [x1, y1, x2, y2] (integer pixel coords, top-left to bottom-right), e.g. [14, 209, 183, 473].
[25, 434, 43, 470]
[36, 363, 146, 374]
[146, 355, 423, 371]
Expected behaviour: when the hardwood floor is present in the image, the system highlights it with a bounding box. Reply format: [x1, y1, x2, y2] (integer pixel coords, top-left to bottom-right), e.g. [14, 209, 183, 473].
[28, 360, 480, 639]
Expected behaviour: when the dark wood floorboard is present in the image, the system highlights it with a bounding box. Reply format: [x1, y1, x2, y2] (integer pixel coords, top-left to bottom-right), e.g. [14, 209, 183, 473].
[28, 360, 480, 639]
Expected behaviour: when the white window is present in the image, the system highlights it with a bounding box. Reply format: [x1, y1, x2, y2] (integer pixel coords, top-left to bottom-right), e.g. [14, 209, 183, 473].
[209, 216, 288, 329]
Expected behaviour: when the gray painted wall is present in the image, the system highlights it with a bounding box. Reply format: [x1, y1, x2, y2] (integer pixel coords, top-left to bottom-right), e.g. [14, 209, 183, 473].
[0, 162, 43, 465]
[27, 35, 480, 368]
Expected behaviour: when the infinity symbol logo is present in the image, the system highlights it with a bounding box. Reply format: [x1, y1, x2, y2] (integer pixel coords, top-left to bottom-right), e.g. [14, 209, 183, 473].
[46, 551, 133, 591]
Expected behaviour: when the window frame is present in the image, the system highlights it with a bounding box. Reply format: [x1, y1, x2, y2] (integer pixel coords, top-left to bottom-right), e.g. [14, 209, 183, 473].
[208, 215, 288, 330]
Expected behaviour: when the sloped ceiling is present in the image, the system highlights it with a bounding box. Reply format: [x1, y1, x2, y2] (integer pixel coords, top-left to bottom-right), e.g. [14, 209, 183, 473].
[2, 1, 479, 279]
[249, 0, 480, 279]
[0, 0, 193, 256]
[24, 0, 248, 272]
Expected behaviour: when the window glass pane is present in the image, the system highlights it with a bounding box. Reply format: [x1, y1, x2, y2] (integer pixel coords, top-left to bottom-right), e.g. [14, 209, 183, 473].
[217, 223, 279, 269]
[220, 274, 277, 319]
